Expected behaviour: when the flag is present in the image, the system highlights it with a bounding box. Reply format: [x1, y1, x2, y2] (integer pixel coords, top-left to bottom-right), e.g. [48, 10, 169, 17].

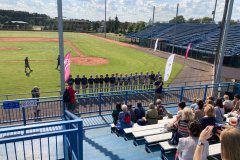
[185, 43, 192, 59]
[164, 54, 175, 82]
[64, 52, 71, 82]
[154, 39, 159, 52]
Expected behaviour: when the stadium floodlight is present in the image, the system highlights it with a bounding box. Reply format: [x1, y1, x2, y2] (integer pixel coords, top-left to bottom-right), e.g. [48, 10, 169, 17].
[171, 3, 179, 54]
[215, 0, 234, 83]
[57, 0, 65, 95]
[104, 0, 107, 38]
[152, 6, 155, 25]
[212, 0, 218, 23]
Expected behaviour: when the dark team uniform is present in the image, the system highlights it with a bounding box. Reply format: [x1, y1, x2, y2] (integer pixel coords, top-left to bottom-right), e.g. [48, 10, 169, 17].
[81, 77, 88, 94]
[110, 76, 115, 91]
[88, 77, 94, 93]
[104, 75, 110, 91]
[99, 76, 104, 92]
[94, 77, 100, 92]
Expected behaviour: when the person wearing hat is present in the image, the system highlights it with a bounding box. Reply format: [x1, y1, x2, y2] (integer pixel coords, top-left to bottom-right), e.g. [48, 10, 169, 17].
[31, 86, 40, 121]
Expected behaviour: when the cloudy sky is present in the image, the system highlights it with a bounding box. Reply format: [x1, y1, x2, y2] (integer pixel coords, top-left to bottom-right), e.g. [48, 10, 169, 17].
[0, 0, 239, 22]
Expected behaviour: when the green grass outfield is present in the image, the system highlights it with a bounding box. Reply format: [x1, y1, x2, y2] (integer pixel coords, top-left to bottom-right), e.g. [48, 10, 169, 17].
[0, 31, 183, 98]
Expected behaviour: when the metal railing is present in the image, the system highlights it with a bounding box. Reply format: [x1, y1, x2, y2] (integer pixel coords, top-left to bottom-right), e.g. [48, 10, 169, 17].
[0, 82, 238, 125]
[0, 80, 213, 101]
[0, 113, 83, 160]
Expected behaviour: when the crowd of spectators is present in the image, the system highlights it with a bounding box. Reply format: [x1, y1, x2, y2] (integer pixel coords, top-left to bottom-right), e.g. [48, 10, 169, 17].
[111, 93, 240, 160]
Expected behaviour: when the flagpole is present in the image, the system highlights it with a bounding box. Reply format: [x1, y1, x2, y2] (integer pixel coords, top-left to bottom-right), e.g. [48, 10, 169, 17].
[57, 0, 65, 95]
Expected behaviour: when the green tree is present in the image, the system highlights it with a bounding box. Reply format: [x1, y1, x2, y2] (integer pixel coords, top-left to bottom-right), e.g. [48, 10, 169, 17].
[114, 16, 120, 34]
[169, 15, 186, 24]
[201, 17, 213, 24]
[230, 20, 237, 25]
[127, 24, 134, 33]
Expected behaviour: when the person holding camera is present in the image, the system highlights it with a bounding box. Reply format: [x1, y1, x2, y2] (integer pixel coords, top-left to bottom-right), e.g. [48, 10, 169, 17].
[194, 126, 240, 160]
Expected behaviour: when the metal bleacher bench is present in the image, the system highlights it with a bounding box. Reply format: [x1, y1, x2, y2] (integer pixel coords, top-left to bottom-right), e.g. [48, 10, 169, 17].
[124, 118, 173, 135]
[144, 132, 172, 152]
[159, 141, 221, 159]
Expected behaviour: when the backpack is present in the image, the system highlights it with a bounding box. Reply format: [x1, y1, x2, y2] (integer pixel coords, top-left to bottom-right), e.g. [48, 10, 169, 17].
[63, 89, 70, 102]
[124, 113, 131, 124]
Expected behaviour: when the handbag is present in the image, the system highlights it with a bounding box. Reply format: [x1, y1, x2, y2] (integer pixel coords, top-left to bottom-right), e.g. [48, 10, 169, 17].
[168, 121, 180, 145]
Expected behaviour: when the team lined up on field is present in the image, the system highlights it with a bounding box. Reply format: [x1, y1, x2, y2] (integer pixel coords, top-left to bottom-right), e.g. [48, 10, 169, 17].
[66, 71, 162, 93]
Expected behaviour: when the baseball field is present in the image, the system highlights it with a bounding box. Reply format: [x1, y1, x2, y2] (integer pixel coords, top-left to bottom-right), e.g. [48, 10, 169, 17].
[0, 31, 183, 98]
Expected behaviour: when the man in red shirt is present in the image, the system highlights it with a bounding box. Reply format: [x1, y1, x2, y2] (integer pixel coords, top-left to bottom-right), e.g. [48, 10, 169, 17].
[65, 82, 77, 112]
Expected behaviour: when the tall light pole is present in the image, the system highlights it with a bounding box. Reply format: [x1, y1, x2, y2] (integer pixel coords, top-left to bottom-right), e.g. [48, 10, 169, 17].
[172, 3, 179, 54]
[104, 0, 107, 38]
[57, 0, 65, 95]
[215, 0, 234, 83]
[212, 0, 218, 23]
[152, 6, 155, 25]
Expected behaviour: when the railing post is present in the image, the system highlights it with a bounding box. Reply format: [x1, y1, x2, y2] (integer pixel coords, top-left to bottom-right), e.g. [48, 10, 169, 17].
[203, 84, 208, 102]
[22, 107, 27, 126]
[78, 120, 83, 160]
[98, 93, 102, 116]
[179, 87, 184, 102]
[125, 91, 128, 105]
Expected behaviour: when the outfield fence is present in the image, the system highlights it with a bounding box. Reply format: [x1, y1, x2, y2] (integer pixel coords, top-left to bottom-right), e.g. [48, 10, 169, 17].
[0, 82, 238, 126]
[0, 110, 83, 160]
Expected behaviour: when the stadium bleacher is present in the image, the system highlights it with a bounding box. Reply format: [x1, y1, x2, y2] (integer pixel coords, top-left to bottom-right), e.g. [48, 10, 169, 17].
[127, 23, 240, 67]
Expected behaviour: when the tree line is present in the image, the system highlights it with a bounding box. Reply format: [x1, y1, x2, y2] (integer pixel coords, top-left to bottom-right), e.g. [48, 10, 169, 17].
[169, 15, 238, 25]
[0, 9, 147, 33]
[0, 9, 238, 33]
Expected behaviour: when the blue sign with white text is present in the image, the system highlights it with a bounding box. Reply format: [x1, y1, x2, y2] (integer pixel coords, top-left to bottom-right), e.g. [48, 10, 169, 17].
[3, 101, 20, 109]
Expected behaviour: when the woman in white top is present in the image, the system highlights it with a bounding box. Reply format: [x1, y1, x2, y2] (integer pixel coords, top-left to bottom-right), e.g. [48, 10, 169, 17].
[214, 98, 225, 123]
[177, 121, 209, 160]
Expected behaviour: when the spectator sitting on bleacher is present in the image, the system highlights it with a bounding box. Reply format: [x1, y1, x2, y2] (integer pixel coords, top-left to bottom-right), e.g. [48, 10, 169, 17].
[169, 108, 194, 145]
[112, 103, 122, 125]
[193, 100, 205, 120]
[214, 98, 225, 123]
[223, 94, 233, 113]
[232, 94, 240, 112]
[178, 108, 194, 138]
[134, 102, 145, 120]
[194, 126, 240, 160]
[199, 104, 216, 129]
[116, 105, 133, 131]
[145, 103, 158, 125]
[190, 98, 198, 110]
[176, 102, 186, 119]
[156, 99, 173, 120]
[127, 104, 136, 123]
[166, 102, 186, 131]
[206, 96, 214, 106]
[176, 121, 208, 160]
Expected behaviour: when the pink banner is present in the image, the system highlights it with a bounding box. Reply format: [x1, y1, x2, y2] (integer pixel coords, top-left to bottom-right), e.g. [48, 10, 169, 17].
[185, 43, 192, 59]
[64, 52, 71, 82]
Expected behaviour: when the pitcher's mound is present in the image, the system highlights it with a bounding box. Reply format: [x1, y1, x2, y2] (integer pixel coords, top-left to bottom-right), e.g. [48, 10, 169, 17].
[71, 57, 109, 66]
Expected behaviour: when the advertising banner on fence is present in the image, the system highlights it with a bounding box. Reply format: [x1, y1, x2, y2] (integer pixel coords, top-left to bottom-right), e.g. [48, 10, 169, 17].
[64, 52, 71, 82]
[164, 54, 175, 82]
[21, 100, 38, 108]
[3, 101, 20, 109]
[185, 43, 192, 59]
[154, 39, 159, 52]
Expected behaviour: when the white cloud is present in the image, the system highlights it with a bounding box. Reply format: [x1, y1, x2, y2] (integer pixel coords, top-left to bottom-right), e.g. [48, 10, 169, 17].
[0, 0, 239, 22]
